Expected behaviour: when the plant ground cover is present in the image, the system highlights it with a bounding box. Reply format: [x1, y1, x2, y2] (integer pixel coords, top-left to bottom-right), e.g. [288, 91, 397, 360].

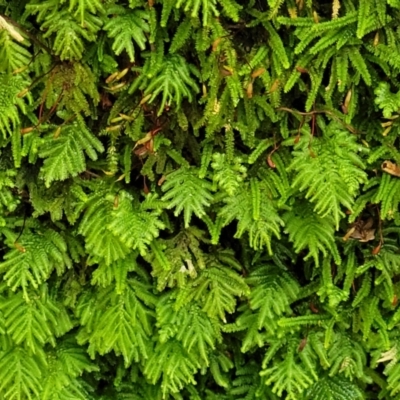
[1, 0, 400, 399]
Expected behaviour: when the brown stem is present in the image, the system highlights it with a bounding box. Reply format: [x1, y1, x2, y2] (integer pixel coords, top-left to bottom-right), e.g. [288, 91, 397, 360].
[33, 89, 64, 129]
[277, 106, 359, 134]
[39, 66, 58, 121]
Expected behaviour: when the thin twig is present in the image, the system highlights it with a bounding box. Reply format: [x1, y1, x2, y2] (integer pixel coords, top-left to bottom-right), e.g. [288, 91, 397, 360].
[39, 66, 58, 121]
[34, 89, 64, 129]
[277, 106, 359, 134]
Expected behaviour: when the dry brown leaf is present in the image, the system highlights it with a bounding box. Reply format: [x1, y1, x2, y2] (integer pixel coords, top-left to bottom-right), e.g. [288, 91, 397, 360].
[343, 218, 375, 242]
[0, 16, 24, 42]
[246, 81, 253, 99]
[332, 0, 341, 19]
[382, 161, 400, 177]
[251, 68, 265, 78]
